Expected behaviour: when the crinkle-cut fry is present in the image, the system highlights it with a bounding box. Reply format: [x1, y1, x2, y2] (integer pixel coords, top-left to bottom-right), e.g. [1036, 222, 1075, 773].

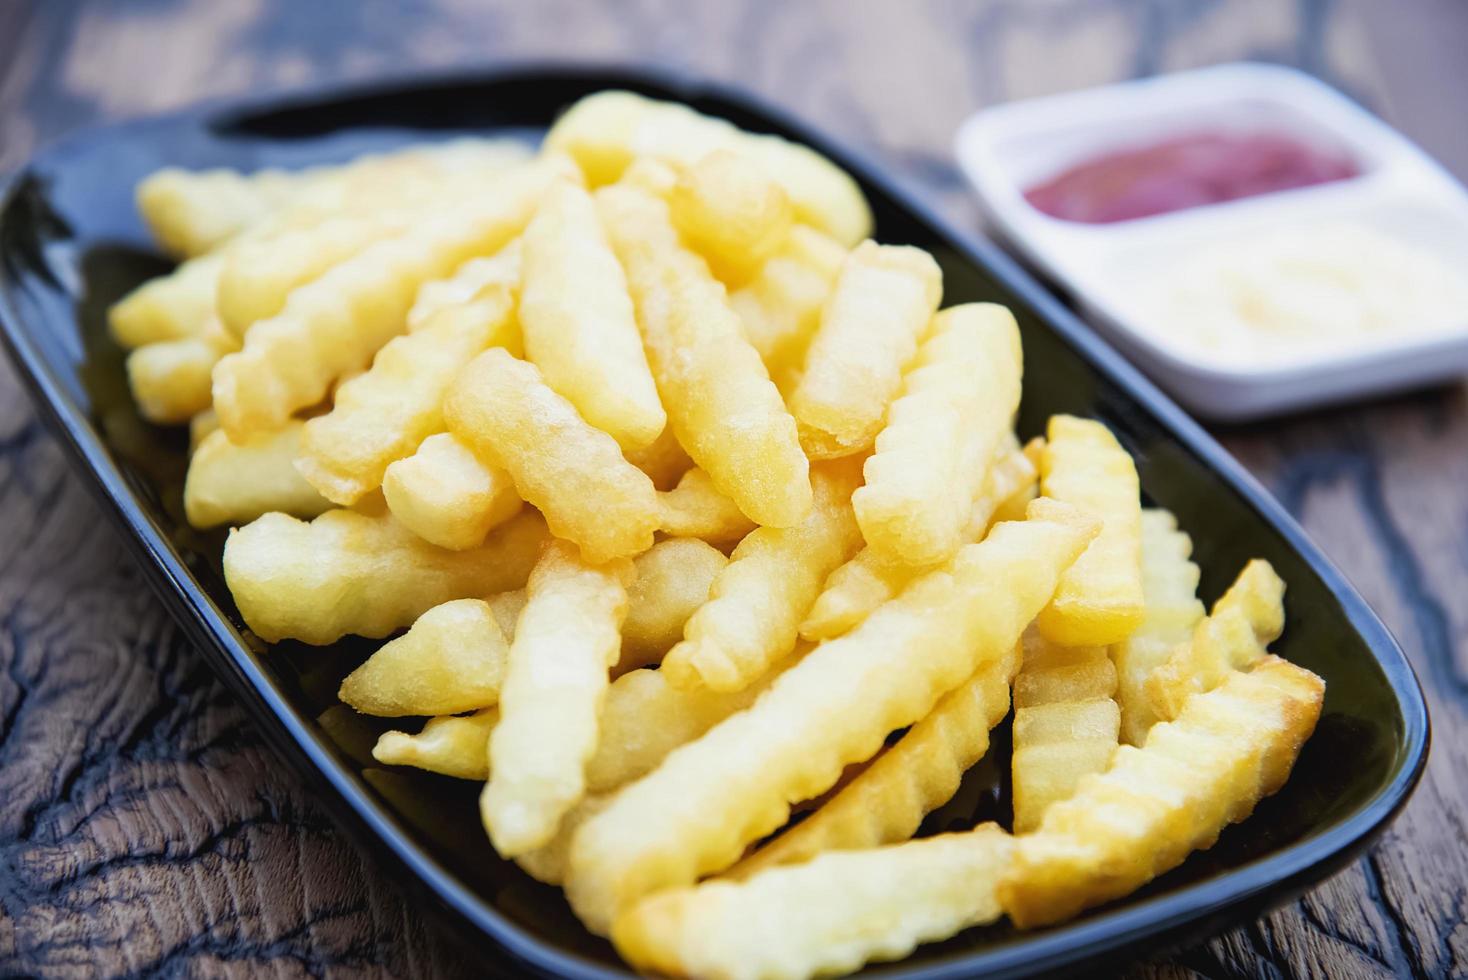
[339, 598, 510, 716]
[109, 251, 225, 350]
[799, 443, 1037, 641]
[373, 708, 497, 781]
[222, 507, 547, 645]
[544, 89, 872, 246]
[854, 303, 1022, 566]
[657, 468, 758, 546]
[444, 349, 659, 564]
[564, 498, 1097, 934]
[728, 225, 847, 375]
[520, 181, 665, 452]
[613, 825, 1015, 980]
[789, 242, 943, 460]
[481, 541, 632, 857]
[1011, 635, 1120, 834]
[597, 179, 812, 529]
[183, 423, 331, 529]
[1035, 415, 1145, 647]
[126, 318, 241, 424]
[1112, 509, 1205, 745]
[618, 538, 728, 675]
[137, 166, 303, 258]
[732, 643, 1020, 879]
[212, 158, 567, 440]
[661, 459, 864, 692]
[1146, 559, 1286, 723]
[671, 149, 794, 287]
[625, 424, 693, 492]
[296, 285, 516, 505]
[1000, 656, 1323, 928]
[408, 239, 523, 331]
[381, 433, 523, 551]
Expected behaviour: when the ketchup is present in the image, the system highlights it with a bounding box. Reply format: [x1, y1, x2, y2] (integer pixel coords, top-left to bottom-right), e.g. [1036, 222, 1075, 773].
[1023, 131, 1358, 224]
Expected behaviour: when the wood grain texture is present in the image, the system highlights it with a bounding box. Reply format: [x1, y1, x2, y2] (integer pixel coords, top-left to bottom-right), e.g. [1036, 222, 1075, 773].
[1, 0, 1463, 977]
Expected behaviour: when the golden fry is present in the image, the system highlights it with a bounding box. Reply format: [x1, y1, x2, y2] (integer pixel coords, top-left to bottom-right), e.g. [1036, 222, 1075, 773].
[1035, 415, 1145, 647]
[296, 284, 515, 504]
[520, 181, 665, 452]
[598, 179, 812, 528]
[1112, 509, 1205, 745]
[183, 423, 331, 529]
[1146, 559, 1285, 722]
[126, 319, 241, 424]
[339, 598, 510, 716]
[1000, 656, 1323, 928]
[657, 468, 758, 546]
[565, 499, 1097, 933]
[109, 252, 225, 350]
[1011, 635, 1120, 834]
[373, 708, 497, 781]
[854, 303, 1022, 566]
[482, 541, 632, 857]
[671, 149, 793, 287]
[444, 349, 659, 564]
[728, 225, 847, 376]
[222, 507, 547, 645]
[407, 238, 523, 332]
[789, 242, 943, 459]
[544, 90, 872, 245]
[619, 538, 728, 674]
[614, 826, 1014, 980]
[136, 166, 302, 258]
[661, 459, 864, 692]
[733, 643, 1019, 878]
[212, 158, 567, 440]
[381, 433, 523, 551]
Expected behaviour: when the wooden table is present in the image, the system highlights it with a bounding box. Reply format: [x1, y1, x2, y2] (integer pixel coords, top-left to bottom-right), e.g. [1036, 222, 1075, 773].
[3, 1, 1464, 976]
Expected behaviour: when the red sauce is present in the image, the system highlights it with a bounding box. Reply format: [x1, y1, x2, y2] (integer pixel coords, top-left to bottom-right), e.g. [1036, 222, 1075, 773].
[1023, 131, 1358, 224]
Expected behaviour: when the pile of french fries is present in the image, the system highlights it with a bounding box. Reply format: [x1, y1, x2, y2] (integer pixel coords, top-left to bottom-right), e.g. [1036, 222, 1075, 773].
[113, 90, 1325, 980]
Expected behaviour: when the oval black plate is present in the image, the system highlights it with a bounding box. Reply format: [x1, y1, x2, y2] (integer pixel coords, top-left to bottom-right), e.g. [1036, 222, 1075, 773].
[0, 64, 1429, 979]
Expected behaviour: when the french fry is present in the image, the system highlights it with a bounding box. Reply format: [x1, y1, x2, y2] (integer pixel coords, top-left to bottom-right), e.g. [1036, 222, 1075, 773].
[183, 422, 331, 529]
[854, 303, 1022, 566]
[373, 708, 498, 781]
[109, 251, 225, 350]
[1112, 509, 1206, 745]
[296, 284, 516, 504]
[619, 538, 729, 674]
[1011, 635, 1120, 834]
[661, 459, 864, 692]
[800, 443, 1038, 641]
[518, 793, 614, 887]
[444, 349, 660, 564]
[212, 158, 567, 440]
[625, 424, 694, 491]
[1035, 415, 1145, 647]
[519, 181, 665, 451]
[126, 318, 241, 424]
[671, 150, 793, 287]
[1146, 559, 1286, 723]
[222, 507, 547, 645]
[481, 541, 632, 857]
[545, 90, 872, 246]
[381, 433, 523, 551]
[733, 642, 1020, 879]
[564, 498, 1097, 933]
[656, 468, 758, 546]
[728, 225, 847, 375]
[613, 825, 1015, 980]
[136, 166, 303, 258]
[598, 179, 811, 528]
[407, 239, 523, 331]
[788, 242, 943, 459]
[338, 598, 510, 716]
[1000, 656, 1323, 928]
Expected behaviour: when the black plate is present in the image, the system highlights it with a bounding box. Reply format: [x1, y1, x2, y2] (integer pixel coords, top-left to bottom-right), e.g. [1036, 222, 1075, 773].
[0, 64, 1430, 979]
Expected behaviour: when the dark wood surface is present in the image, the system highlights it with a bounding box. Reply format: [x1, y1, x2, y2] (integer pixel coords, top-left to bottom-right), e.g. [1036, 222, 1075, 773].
[2, 1, 1465, 976]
